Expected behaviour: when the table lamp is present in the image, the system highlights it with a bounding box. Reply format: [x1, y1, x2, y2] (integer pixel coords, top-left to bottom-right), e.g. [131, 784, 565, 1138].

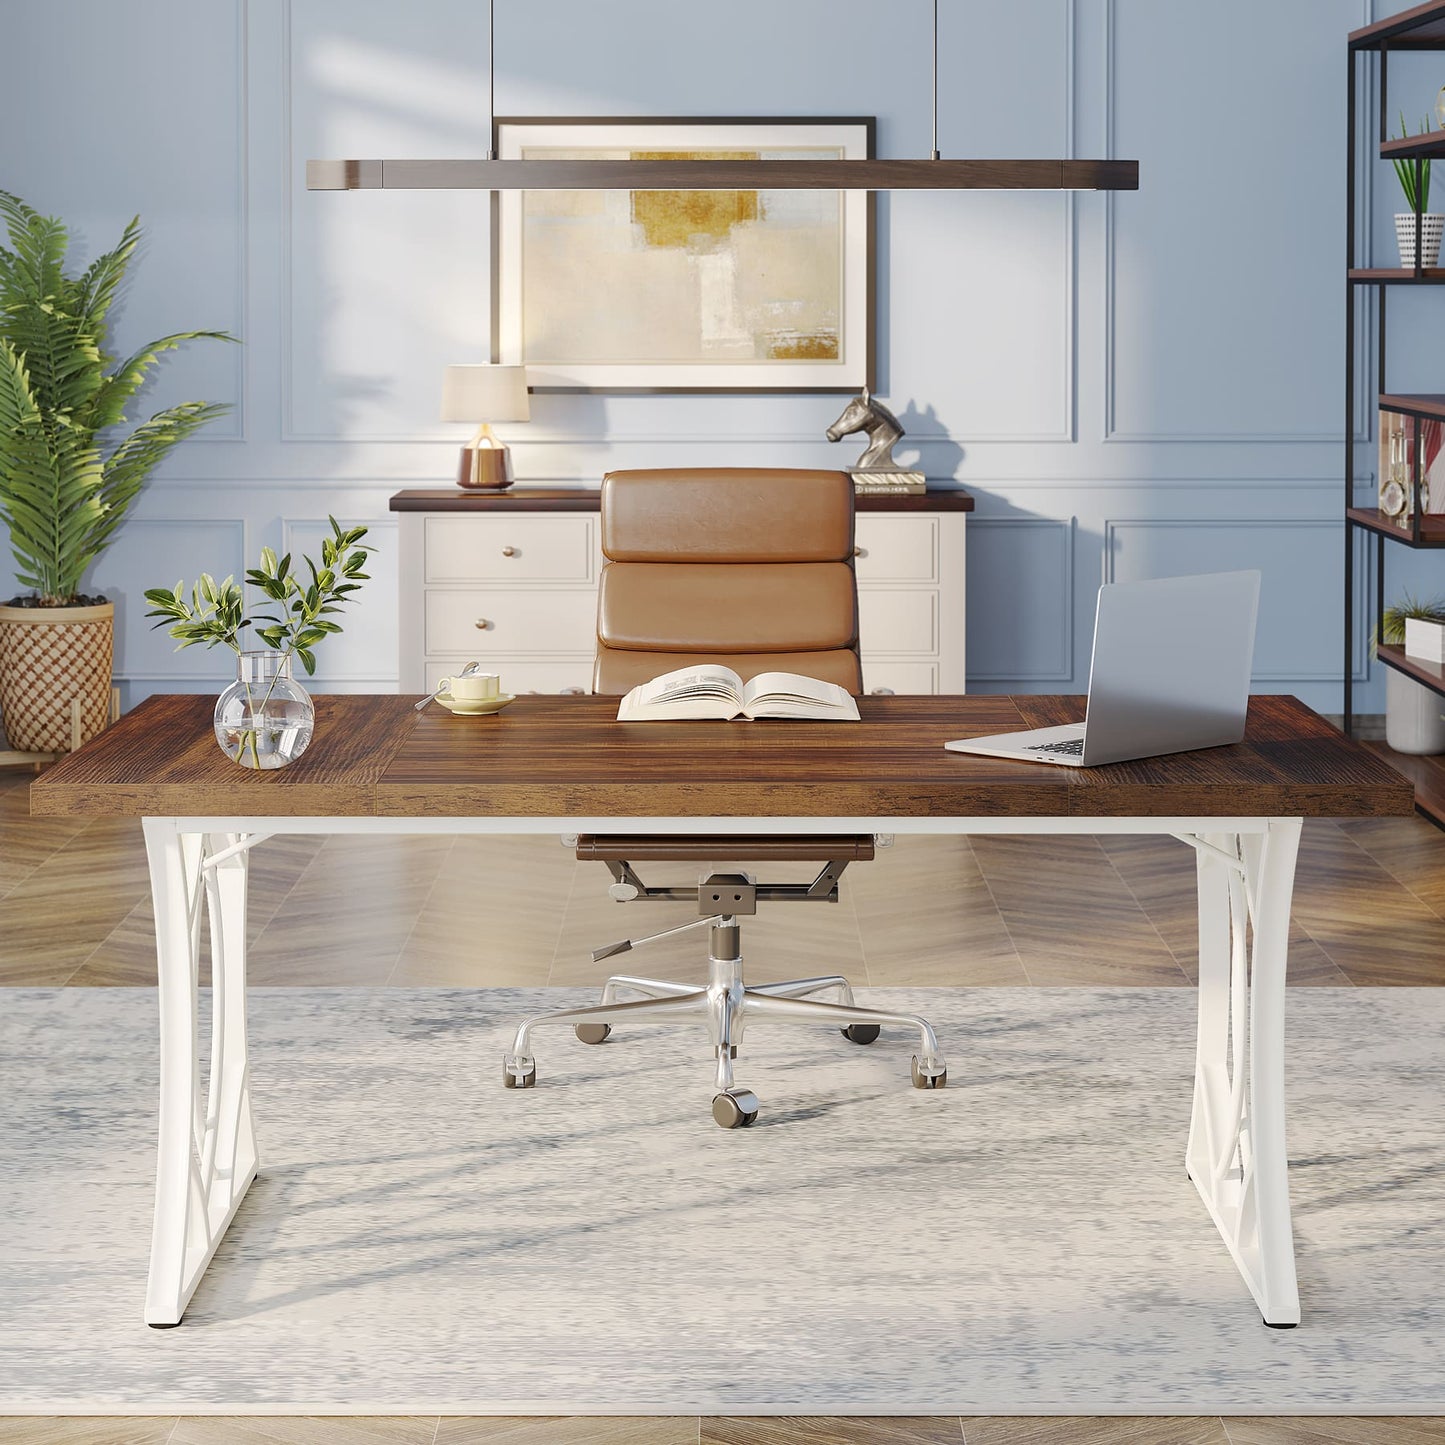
[440, 364, 530, 489]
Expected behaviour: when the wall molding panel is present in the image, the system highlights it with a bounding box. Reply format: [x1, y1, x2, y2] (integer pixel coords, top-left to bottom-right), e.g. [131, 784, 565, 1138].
[966, 518, 1075, 682]
[1100, 0, 1372, 446]
[1103, 518, 1370, 684]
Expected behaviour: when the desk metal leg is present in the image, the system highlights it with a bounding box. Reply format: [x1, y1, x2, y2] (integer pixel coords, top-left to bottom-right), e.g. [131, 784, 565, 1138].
[142, 820, 259, 1327]
[1185, 818, 1303, 1327]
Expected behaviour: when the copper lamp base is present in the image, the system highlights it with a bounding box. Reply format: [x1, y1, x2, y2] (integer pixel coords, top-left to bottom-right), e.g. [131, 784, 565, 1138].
[456, 445, 513, 490]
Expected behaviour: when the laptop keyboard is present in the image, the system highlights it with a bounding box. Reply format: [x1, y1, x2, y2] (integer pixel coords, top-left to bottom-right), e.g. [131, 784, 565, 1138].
[1026, 737, 1085, 756]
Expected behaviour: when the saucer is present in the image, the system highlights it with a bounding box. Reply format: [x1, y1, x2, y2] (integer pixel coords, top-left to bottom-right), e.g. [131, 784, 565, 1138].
[435, 692, 516, 716]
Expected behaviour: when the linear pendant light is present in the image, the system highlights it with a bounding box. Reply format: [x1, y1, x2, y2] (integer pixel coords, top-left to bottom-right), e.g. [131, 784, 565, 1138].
[306, 2, 1138, 194]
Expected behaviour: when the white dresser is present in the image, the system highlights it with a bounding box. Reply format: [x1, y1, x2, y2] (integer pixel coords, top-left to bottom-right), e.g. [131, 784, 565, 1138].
[392, 488, 971, 696]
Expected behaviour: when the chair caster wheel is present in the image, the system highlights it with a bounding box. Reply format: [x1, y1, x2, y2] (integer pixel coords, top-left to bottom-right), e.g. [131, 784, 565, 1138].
[712, 1088, 760, 1129]
[502, 1054, 536, 1089]
[575, 1023, 611, 1044]
[911, 1055, 947, 1090]
[842, 1023, 881, 1045]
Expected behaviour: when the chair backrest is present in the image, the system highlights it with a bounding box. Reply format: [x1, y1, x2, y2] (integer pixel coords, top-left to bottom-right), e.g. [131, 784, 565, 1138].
[593, 468, 862, 696]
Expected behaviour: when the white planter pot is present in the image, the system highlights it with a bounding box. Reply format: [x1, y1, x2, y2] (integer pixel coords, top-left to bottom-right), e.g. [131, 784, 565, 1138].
[1395, 213, 1445, 267]
[1385, 666, 1445, 755]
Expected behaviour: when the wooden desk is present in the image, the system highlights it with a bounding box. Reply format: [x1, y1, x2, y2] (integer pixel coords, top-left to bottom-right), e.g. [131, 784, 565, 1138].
[31, 694, 1413, 1329]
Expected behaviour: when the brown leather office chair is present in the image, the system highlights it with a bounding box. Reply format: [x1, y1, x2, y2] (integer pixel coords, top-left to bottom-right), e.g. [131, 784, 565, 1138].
[501, 468, 947, 1128]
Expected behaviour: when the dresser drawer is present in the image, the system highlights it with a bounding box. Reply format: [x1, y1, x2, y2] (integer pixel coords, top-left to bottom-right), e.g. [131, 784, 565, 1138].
[424, 516, 594, 583]
[425, 658, 594, 695]
[858, 589, 937, 655]
[425, 590, 597, 655]
[860, 660, 938, 695]
[854, 517, 938, 582]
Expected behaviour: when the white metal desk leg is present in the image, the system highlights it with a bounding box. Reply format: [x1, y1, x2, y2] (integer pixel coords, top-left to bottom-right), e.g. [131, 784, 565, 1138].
[141, 821, 259, 1327]
[1185, 820, 1303, 1328]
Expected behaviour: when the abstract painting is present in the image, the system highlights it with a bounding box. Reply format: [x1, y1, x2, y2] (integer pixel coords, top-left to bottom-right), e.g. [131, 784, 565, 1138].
[493, 118, 873, 392]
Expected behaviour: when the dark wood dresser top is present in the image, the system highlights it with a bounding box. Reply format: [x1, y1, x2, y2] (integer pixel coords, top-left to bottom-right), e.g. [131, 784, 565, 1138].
[388, 487, 975, 513]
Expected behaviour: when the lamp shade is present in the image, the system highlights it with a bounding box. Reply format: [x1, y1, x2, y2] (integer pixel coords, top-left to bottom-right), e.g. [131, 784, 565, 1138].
[440, 364, 530, 423]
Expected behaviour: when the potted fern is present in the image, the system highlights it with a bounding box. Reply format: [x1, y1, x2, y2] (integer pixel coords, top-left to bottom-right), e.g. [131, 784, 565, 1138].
[0, 191, 233, 754]
[1393, 115, 1443, 268]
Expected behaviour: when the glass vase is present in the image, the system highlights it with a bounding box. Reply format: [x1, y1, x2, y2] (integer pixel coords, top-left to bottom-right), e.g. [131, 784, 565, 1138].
[213, 651, 315, 770]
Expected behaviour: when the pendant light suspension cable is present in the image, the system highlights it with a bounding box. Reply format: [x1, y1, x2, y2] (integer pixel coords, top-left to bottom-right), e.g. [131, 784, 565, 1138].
[486, 0, 496, 160]
[931, 0, 941, 161]
[307, 0, 1138, 193]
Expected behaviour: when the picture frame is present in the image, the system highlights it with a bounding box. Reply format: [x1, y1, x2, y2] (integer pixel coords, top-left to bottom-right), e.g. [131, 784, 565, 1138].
[491, 116, 875, 393]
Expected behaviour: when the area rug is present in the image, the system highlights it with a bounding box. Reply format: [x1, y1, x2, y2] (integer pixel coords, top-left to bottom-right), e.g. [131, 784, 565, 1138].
[1, 985, 1443, 1414]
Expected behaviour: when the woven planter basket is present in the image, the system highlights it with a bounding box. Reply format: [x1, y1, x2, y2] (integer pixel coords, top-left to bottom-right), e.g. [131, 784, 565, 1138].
[0, 601, 114, 753]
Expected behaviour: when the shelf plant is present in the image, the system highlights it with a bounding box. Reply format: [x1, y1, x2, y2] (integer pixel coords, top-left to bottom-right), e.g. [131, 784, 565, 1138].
[1377, 593, 1445, 756]
[1391, 115, 1442, 268]
[144, 519, 372, 769]
[0, 190, 235, 754]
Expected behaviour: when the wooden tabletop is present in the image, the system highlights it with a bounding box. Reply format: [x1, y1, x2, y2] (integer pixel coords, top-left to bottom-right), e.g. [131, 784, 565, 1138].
[29, 694, 1414, 821]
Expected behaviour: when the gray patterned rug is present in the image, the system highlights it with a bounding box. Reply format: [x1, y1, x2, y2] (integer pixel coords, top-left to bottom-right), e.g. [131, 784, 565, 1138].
[2, 986, 1443, 1414]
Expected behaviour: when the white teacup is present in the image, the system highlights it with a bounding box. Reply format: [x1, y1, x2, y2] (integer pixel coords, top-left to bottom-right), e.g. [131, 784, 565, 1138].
[441, 672, 500, 701]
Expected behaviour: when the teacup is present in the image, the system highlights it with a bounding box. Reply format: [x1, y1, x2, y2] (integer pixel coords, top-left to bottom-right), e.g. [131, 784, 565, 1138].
[440, 672, 500, 701]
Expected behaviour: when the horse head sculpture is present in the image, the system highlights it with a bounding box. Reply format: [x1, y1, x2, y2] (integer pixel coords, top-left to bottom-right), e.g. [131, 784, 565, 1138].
[825, 387, 905, 472]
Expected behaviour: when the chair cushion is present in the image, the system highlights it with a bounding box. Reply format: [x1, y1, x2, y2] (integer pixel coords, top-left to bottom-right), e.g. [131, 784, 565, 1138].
[601, 469, 855, 563]
[597, 561, 857, 652]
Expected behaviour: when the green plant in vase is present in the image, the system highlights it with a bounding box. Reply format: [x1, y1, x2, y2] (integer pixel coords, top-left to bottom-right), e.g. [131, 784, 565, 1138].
[144, 518, 372, 769]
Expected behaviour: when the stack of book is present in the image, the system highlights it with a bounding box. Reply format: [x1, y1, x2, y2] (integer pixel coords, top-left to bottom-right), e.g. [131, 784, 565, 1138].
[851, 469, 927, 495]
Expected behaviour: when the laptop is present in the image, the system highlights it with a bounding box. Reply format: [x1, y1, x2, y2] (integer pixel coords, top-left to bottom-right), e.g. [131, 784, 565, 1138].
[945, 570, 1262, 767]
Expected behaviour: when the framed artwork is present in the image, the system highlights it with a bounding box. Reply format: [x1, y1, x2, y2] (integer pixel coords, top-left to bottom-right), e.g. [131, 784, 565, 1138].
[492, 116, 875, 393]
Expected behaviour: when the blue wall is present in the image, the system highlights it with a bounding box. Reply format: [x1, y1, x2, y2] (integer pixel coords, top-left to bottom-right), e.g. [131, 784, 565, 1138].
[2, 0, 1439, 713]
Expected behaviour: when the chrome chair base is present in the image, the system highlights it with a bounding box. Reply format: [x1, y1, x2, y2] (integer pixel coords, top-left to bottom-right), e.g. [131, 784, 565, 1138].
[502, 911, 947, 1128]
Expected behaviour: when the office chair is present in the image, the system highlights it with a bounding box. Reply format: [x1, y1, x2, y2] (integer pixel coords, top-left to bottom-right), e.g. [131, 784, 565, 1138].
[501, 468, 947, 1128]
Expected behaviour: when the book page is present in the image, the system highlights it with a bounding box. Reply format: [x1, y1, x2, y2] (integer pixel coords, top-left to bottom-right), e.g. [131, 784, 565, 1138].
[740, 671, 860, 721]
[616, 664, 745, 720]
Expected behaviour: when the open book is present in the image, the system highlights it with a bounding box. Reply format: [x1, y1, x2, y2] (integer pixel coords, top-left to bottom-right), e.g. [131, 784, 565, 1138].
[617, 664, 860, 722]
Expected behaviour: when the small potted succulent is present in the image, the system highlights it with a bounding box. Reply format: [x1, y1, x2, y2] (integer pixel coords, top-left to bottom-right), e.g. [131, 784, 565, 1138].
[0, 191, 233, 754]
[1379, 594, 1445, 755]
[1393, 114, 1444, 268]
[144, 518, 371, 769]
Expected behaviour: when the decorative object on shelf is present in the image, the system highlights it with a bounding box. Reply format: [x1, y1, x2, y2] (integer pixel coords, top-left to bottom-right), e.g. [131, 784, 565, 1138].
[1378, 410, 1445, 523]
[0, 191, 233, 757]
[493, 117, 874, 393]
[143, 518, 372, 769]
[1406, 614, 1445, 663]
[1392, 114, 1443, 267]
[825, 389, 926, 493]
[441, 364, 530, 489]
[1380, 596, 1445, 755]
[1436, 84, 1445, 131]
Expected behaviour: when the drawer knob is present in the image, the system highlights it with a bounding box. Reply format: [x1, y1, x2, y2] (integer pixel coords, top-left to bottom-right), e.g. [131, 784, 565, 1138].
[560, 686, 585, 696]
[853, 546, 867, 558]
[501, 545, 518, 557]
[474, 618, 492, 630]
[870, 687, 895, 696]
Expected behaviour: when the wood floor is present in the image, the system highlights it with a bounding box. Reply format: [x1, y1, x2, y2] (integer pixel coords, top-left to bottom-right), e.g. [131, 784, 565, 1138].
[4, 768, 1444, 1444]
